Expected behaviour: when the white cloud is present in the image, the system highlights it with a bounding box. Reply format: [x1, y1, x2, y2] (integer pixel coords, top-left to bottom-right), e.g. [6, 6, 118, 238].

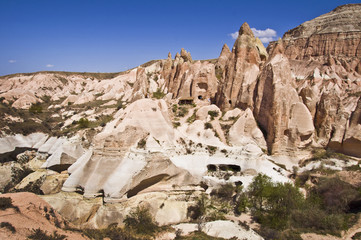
[8, 60, 16, 63]
[251, 28, 277, 44]
[229, 27, 277, 44]
[229, 31, 239, 40]
[46, 64, 54, 68]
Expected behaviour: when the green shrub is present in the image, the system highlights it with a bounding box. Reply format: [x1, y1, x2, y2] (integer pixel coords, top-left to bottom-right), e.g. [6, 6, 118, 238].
[311, 177, 360, 213]
[186, 111, 197, 123]
[173, 122, 181, 128]
[177, 107, 188, 117]
[28, 228, 66, 240]
[153, 88, 165, 99]
[215, 66, 223, 81]
[352, 232, 361, 240]
[235, 193, 249, 214]
[0, 197, 18, 211]
[172, 104, 178, 113]
[0, 222, 16, 233]
[83, 224, 139, 240]
[77, 118, 90, 128]
[207, 145, 217, 155]
[187, 194, 209, 220]
[124, 206, 159, 235]
[204, 122, 212, 129]
[29, 103, 43, 114]
[247, 174, 359, 237]
[211, 183, 235, 200]
[208, 110, 219, 120]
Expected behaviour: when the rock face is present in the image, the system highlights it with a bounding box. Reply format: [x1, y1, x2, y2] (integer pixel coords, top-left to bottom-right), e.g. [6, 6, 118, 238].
[0, 4, 361, 235]
[270, 4, 361, 60]
[162, 49, 218, 100]
[253, 45, 315, 154]
[342, 97, 361, 157]
[0, 192, 87, 239]
[215, 22, 267, 110]
[264, 4, 361, 156]
[62, 99, 199, 200]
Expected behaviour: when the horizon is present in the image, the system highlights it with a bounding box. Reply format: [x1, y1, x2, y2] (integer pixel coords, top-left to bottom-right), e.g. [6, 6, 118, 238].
[0, 0, 358, 76]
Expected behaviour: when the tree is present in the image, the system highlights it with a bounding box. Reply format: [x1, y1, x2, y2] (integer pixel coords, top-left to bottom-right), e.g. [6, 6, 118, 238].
[248, 174, 273, 212]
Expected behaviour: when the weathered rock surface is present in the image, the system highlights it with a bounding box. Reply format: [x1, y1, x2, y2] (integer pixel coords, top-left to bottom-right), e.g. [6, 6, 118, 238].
[215, 22, 267, 110]
[41, 191, 198, 228]
[272, 4, 361, 60]
[342, 97, 361, 157]
[172, 220, 263, 240]
[163, 49, 218, 100]
[229, 108, 267, 149]
[203, 220, 263, 240]
[0, 192, 87, 239]
[62, 99, 199, 200]
[253, 48, 314, 154]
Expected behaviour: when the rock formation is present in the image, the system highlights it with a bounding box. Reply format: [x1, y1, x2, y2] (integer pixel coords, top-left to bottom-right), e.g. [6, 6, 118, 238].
[215, 22, 267, 110]
[272, 4, 361, 60]
[0, 192, 86, 239]
[0, 3, 360, 237]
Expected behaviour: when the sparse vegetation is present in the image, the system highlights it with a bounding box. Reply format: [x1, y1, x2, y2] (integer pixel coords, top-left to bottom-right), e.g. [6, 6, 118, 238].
[124, 206, 159, 236]
[77, 118, 90, 128]
[152, 88, 166, 99]
[206, 145, 217, 155]
[29, 102, 43, 113]
[186, 110, 197, 123]
[0, 197, 18, 211]
[173, 121, 181, 128]
[175, 231, 226, 240]
[28, 228, 66, 240]
[204, 122, 213, 129]
[82, 224, 140, 240]
[215, 66, 223, 80]
[244, 174, 360, 238]
[208, 110, 219, 120]
[177, 107, 188, 117]
[172, 104, 178, 113]
[0, 222, 16, 233]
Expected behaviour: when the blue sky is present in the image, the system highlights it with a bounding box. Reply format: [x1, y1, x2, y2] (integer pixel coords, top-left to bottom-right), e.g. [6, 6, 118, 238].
[0, 0, 358, 76]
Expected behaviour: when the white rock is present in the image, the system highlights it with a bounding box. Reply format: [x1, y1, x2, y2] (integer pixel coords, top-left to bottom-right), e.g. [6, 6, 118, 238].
[202, 220, 263, 240]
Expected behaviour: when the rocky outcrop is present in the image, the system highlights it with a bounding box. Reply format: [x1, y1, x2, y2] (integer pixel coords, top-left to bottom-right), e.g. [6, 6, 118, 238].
[342, 97, 361, 157]
[268, 4, 361, 82]
[62, 99, 199, 200]
[215, 22, 267, 110]
[0, 192, 87, 239]
[253, 43, 315, 154]
[270, 4, 361, 59]
[162, 49, 218, 100]
[229, 108, 267, 149]
[173, 220, 263, 240]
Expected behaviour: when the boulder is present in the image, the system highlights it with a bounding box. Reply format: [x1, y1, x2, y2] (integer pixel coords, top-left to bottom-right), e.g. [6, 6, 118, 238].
[14, 170, 47, 193]
[202, 220, 263, 240]
[40, 172, 69, 195]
